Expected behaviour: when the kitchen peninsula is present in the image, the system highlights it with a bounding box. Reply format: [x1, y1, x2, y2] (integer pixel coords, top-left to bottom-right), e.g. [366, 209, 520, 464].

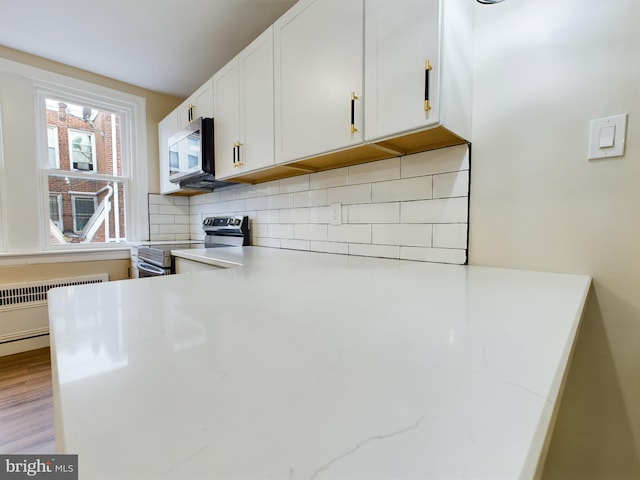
[48, 247, 590, 479]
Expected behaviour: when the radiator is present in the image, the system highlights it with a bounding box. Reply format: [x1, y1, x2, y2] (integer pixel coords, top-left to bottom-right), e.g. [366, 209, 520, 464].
[0, 274, 109, 344]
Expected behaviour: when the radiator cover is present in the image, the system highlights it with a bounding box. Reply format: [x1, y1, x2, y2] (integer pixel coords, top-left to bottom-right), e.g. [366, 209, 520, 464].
[0, 274, 108, 345]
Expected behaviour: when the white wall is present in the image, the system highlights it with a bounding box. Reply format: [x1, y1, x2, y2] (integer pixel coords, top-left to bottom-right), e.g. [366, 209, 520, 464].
[469, 0, 640, 477]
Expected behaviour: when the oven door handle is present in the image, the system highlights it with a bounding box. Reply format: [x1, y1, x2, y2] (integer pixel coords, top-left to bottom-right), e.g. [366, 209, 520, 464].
[138, 261, 167, 276]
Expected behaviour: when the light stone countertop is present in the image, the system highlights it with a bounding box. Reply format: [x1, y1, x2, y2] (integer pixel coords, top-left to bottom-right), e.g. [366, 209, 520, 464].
[48, 246, 591, 480]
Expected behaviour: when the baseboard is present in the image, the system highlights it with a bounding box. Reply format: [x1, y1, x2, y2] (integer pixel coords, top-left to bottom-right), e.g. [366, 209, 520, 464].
[0, 335, 50, 357]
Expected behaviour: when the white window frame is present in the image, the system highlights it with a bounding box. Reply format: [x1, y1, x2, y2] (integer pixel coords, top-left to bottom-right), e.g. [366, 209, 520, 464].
[34, 82, 149, 249]
[47, 125, 60, 169]
[0, 101, 6, 252]
[67, 128, 96, 171]
[48, 193, 63, 230]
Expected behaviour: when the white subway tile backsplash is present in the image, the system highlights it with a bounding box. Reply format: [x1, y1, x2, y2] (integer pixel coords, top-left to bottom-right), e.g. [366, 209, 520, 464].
[280, 175, 310, 193]
[149, 214, 175, 225]
[328, 224, 371, 244]
[173, 144, 469, 265]
[294, 189, 328, 208]
[254, 210, 280, 224]
[174, 196, 190, 206]
[294, 224, 328, 241]
[309, 206, 331, 224]
[268, 224, 294, 239]
[268, 193, 294, 210]
[433, 170, 469, 199]
[309, 241, 349, 255]
[280, 208, 310, 224]
[246, 196, 269, 211]
[372, 224, 433, 247]
[327, 184, 371, 205]
[400, 246, 466, 265]
[348, 203, 399, 224]
[236, 185, 256, 199]
[349, 243, 399, 259]
[254, 237, 281, 248]
[372, 176, 433, 203]
[148, 194, 175, 205]
[281, 239, 310, 251]
[251, 223, 269, 238]
[148, 204, 159, 214]
[401, 197, 468, 224]
[401, 144, 469, 178]
[158, 204, 190, 215]
[349, 158, 400, 184]
[158, 224, 190, 234]
[220, 188, 238, 202]
[254, 180, 280, 197]
[150, 233, 178, 241]
[309, 167, 349, 189]
[433, 224, 468, 249]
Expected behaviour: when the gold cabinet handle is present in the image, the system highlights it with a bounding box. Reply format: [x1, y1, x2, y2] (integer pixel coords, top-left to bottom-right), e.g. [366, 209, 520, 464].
[351, 92, 359, 134]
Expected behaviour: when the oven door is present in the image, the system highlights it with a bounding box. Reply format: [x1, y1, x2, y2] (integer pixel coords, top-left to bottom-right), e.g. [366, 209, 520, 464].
[137, 261, 171, 277]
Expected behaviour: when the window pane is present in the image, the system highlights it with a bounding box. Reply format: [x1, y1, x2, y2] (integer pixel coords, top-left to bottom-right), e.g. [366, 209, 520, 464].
[70, 131, 94, 169]
[48, 194, 62, 230]
[48, 176, 126, 244]
[47, 126, 59, 168]
[45, 98, 123, 176]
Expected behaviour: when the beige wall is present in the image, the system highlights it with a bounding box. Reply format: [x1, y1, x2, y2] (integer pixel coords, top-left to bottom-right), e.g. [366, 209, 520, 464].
[0, 259, 130, 284]
[469, 0, 640, 477]
[0, 45, 182, 194]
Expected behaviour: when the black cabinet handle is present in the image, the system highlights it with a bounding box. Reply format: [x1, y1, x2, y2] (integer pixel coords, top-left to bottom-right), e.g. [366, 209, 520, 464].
[424, 60, 432, 112]
[233, 142, 243, 168]
[350, 92, 359, 133]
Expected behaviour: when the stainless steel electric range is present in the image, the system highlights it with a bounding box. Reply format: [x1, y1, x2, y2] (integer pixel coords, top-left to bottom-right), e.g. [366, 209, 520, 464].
[136, 215, 249, 277]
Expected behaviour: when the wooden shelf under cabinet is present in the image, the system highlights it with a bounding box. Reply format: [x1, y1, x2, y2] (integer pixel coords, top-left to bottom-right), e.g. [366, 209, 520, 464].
[225, 126, 468, 185]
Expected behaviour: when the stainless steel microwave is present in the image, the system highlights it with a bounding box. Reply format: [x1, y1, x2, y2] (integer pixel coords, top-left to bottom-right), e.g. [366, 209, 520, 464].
[168, 117, 230, 190]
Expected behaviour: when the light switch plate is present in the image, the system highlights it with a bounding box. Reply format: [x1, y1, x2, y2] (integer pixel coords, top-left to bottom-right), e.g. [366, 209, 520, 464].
[330, 203, 342, 225]
[588, 114, 627, 160]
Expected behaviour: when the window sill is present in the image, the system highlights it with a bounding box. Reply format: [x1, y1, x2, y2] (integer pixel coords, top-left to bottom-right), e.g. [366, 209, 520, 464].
[0, 246, 132, 266]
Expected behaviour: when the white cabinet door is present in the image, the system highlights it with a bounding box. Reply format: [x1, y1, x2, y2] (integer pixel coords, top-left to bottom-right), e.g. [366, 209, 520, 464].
[213, 58, 241, 180]
[178, 79, 214, 130]
[364, 0, 440, 142]
[158, 110, 180, 194]
[274, 0, 364, 164]
[214, 27, 274, 180]
[239, 26, 274, 173]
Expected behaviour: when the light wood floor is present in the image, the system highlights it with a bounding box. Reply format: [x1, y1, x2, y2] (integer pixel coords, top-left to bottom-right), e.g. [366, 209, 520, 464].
[0, 347, 55, 453]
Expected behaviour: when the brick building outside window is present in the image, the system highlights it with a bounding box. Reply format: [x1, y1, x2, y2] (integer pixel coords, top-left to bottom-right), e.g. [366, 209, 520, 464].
[45, 99, 126, 244]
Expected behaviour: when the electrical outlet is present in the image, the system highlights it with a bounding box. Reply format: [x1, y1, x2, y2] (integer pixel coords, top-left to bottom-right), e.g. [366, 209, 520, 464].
[330, 202, 342, 225]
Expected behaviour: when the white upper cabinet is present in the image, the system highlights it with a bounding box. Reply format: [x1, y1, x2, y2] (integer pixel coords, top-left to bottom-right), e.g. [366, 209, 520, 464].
[274, 0, 364, 164]
[240, 27, 275, 174]
[213, 58, 240, 180]
[158, 109, 180, 194]
[364, 0, 472, 143]
[214, 27, 275, 180]
[177, 79, 214, 130]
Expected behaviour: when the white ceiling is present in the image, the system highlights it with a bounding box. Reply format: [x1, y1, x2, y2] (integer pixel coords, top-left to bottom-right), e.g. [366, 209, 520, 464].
[0, 0, 297, 98]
